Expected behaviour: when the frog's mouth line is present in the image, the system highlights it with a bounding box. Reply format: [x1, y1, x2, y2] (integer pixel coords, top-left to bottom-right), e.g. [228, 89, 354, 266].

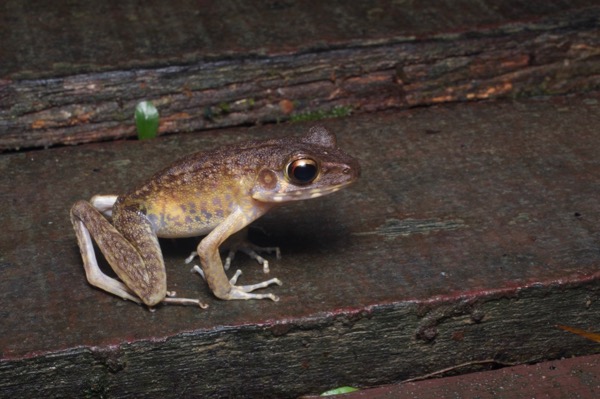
[252, 181, 355, 203]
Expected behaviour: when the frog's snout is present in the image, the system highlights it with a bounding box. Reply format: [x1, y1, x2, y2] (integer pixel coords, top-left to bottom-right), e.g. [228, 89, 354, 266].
[343, 156, 361, 181]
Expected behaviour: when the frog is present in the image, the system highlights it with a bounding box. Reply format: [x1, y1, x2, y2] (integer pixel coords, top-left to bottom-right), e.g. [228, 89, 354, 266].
[70, 125, 360, 309]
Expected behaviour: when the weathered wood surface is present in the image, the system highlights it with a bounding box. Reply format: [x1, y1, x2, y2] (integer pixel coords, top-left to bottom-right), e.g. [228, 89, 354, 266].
[1, 93, 599, 397]
[1, 0, 599, 150]
[303, 354, 600, 398]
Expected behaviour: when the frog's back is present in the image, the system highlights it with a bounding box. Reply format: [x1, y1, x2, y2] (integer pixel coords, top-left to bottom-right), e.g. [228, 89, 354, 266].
[115, 128, 359, 238]
[117, 140, 279, 238]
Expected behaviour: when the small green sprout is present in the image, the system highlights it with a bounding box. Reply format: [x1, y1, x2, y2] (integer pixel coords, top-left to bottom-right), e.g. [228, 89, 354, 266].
[320, 386, 360, 396]
[135, 101, 159, 140]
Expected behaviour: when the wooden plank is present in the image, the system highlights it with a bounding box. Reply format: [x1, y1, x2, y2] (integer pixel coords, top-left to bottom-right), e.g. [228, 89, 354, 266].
[302, 354, 600, 398]
[1, 93, 599, 397]
[1, 1, 599, 150]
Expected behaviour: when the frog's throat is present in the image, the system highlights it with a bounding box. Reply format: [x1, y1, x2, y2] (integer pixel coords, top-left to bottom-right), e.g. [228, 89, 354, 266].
[251, 182, 353, 203]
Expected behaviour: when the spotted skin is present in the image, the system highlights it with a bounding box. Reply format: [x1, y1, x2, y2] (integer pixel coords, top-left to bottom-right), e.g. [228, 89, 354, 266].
[70, 125, 360, 308]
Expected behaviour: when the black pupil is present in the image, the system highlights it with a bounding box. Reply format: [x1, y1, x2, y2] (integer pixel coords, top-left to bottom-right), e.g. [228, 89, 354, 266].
[290, 160, 317, 183]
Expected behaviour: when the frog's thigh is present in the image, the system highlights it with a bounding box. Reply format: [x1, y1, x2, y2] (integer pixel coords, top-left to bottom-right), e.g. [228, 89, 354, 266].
[71, 200, 141, 304]
[112, 208, 167, 306]
[71, 201, 167, 306]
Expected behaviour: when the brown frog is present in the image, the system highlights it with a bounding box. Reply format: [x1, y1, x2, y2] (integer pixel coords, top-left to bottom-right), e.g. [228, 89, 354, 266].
[70, 126, 360, 309]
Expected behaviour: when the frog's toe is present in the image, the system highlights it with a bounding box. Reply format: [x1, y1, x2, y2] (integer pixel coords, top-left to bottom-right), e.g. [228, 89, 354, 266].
[191, 265, 206, 280]
[162, 295, 209, 309]
[225, 269, 282, 301]
[224, 244, 281, 273]
[247, 245, 281, 273]
[228, 287, 280, 302]
[184, 251, 198, 264]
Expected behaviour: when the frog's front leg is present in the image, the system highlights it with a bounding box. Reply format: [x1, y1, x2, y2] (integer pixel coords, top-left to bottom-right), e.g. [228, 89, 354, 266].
[196, 208, 282, 301]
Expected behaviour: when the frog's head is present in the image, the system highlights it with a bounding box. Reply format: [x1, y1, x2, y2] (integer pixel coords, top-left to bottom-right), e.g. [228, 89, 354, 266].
[251, 126, 360, 203]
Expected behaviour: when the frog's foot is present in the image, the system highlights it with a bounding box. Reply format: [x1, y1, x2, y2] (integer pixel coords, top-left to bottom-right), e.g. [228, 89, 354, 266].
[161, 290, 209, 309]
[224, 244, 281, 274]
[185, 243, 281, 274]
[191, 266, 282, 301]
[227, 269, 283, 301]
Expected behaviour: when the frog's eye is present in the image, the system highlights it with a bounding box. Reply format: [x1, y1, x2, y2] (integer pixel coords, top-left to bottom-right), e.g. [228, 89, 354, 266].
[286, 158, 319, 185]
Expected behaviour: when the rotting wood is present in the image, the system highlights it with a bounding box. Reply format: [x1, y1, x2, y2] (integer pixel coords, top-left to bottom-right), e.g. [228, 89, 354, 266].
[0, 4, 598, 150]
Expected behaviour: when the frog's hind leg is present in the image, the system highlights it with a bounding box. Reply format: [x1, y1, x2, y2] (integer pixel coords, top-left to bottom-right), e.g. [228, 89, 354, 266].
[111, 205, 209, 309]
[71, 200, 142, 305]
[72, 200, 208, 309]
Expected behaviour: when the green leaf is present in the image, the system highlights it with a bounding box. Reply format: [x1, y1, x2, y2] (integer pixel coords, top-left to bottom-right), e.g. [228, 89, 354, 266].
[135, 101, 159, 140]
[320, 386, 360, 396]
